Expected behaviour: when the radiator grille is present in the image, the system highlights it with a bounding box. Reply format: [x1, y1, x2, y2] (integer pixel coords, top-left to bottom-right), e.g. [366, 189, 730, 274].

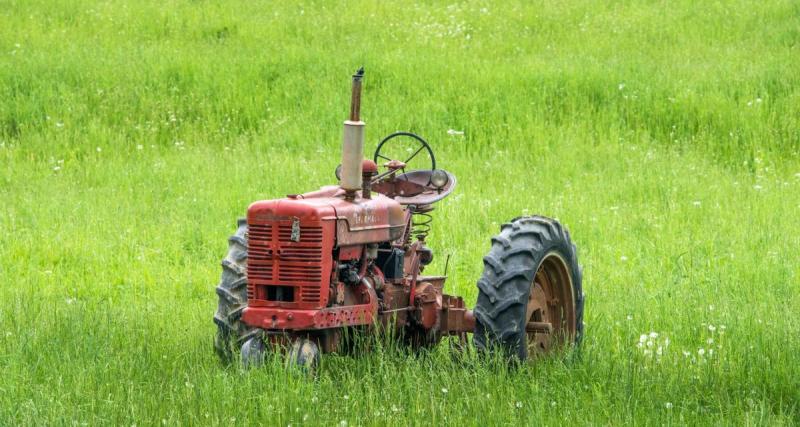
[278, 225, 324, 243]
[247, 222, 327, 305]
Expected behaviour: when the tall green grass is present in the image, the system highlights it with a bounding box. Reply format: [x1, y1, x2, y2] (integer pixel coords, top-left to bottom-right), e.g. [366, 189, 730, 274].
[1, 0, 799, 425]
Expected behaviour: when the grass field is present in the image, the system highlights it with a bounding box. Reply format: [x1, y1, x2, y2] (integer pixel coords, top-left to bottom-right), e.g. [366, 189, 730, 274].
[2, 0, 799, 425]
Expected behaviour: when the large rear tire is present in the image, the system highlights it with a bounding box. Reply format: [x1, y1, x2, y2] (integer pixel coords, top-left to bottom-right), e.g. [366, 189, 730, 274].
[473, 216, 584, 362]
[213, 219, 258, 363]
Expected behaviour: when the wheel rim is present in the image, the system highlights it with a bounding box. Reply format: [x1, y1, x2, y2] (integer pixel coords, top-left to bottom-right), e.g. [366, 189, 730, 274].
[525, 252, 576, 355]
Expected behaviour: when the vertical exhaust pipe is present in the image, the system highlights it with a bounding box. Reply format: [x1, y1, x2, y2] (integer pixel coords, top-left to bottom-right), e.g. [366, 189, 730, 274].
[341, 68, 365, 200]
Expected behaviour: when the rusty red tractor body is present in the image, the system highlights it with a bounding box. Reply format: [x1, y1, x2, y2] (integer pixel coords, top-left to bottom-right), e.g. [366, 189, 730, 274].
[213, 69, 584, 370]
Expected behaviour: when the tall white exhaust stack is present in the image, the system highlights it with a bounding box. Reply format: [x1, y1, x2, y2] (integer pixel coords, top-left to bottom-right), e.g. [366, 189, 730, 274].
[341, 68, 365, 200]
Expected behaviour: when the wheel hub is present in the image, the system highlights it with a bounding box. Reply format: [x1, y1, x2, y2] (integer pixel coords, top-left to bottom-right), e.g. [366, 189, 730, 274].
[525, 252, 576, 355]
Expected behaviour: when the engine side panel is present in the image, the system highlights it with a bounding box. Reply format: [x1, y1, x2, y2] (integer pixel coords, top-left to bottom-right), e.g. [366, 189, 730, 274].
[329, 194, 405, 245]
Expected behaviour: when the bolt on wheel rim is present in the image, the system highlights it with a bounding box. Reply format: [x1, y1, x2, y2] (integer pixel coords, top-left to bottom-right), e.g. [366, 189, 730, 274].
[525, 252, 576, 355]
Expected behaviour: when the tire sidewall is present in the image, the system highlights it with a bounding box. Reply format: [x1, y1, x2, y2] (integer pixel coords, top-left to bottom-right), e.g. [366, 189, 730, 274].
[474, 216, 583, 362]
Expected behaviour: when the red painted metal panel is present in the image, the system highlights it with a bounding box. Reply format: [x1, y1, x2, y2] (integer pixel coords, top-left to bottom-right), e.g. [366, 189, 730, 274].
[246, 200, 335, 311]
[242, 275, 379, 330]
[242, 187, 405, 331]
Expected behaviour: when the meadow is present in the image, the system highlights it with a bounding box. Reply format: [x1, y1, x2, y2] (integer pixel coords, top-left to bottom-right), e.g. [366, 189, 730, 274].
[1, 0, 799, 425]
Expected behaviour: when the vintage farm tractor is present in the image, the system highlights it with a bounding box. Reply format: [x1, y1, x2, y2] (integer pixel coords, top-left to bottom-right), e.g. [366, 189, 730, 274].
[213, 69, 584, 370]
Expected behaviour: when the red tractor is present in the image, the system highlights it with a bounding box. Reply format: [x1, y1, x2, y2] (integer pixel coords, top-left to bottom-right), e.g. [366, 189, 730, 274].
[213, 69, 584, 370]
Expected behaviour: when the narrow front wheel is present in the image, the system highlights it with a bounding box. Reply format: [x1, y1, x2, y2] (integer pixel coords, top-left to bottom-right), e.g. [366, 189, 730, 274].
[287, 338, 321, 375]
[241, 335, 267, 369]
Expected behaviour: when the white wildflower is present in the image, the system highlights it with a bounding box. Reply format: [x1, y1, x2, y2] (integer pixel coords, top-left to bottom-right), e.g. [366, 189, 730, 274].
[620, 255, 628, 262]
[649, 332, 659, 339]
[441, 388, 448, 394]
[698, 348, 705, 356]
[665, 402, 673, 409]
[515, 401, 523, 409]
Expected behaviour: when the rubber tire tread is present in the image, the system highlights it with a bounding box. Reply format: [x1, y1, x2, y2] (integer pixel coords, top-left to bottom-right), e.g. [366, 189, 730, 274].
[473, 216, 584, 361]
[213, 219, 258, 363]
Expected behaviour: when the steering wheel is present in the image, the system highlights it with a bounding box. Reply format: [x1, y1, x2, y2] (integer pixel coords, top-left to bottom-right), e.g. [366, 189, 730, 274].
[373, 132, 436, 172]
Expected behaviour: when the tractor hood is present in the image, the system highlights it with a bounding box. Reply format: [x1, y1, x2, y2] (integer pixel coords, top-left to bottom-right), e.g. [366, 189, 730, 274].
[248, 186, 406, 246]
